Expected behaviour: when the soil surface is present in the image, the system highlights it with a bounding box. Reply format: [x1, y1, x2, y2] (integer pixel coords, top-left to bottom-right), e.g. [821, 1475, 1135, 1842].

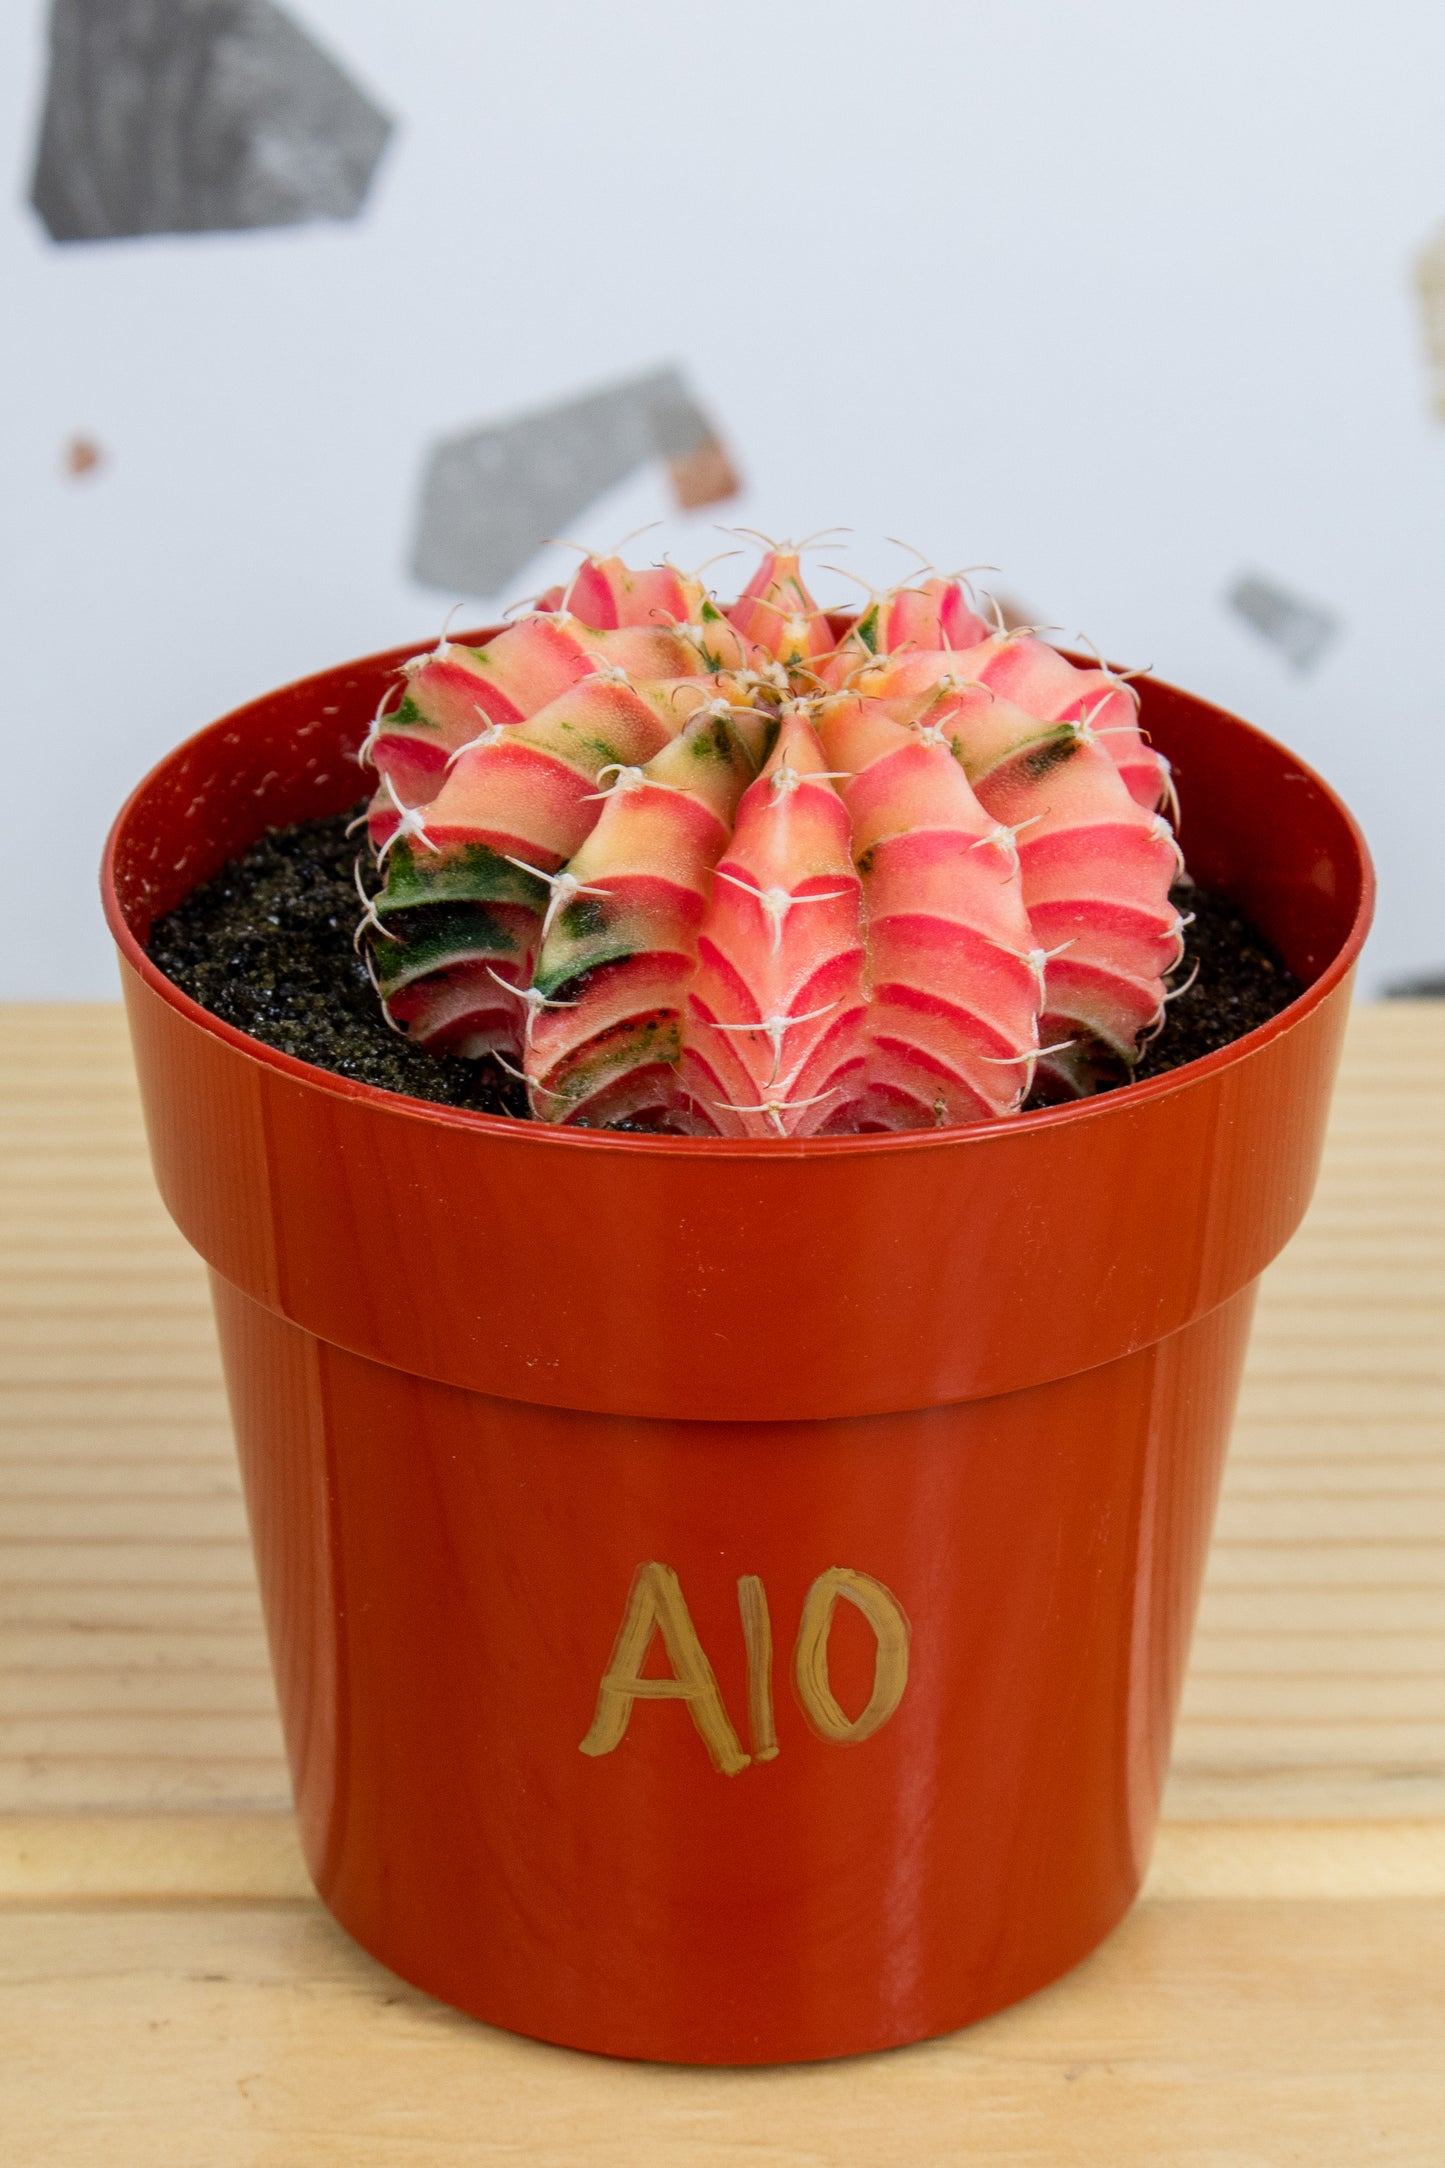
[1129, 880, 1301, 1082]
[148, 805, 1301, 1123]
[147, 806, 527, 1117]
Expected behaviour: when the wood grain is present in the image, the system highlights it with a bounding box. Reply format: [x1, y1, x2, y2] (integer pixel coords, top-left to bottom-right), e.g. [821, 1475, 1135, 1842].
[0, 1007, 285, 1813]
[2, 1000, 1444, 2158]
[3, 1813, 1443, 1907]
[3, 1898, 1442, 2165]
[3, 1001, 1442, 1820]
[1170, 1002, 1445, 1820]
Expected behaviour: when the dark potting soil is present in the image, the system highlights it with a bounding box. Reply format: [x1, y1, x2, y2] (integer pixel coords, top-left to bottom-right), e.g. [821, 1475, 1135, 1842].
[147, 806, 527, 1118]
[1128, 885, 1300, 1085]
[147, 805, 1301, 1123]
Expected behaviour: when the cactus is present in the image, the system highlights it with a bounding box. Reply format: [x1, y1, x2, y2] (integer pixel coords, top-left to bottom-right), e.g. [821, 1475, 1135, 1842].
[812, 697, 1041, 1127]
[681, 709, 867, 1138]
[357, 543, 1187, 1128]
[837, 656, 1183, 1102]
[526, 713, 755, 1128]
[726, 543, 839, 670]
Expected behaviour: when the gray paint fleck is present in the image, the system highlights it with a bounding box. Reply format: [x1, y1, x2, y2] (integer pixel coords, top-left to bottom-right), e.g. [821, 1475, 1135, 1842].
[30, 0, 393, 243]
[1226, 572, 1339, 673]
[1415, 222, 1445, 422]
[411, 367, 730, 600]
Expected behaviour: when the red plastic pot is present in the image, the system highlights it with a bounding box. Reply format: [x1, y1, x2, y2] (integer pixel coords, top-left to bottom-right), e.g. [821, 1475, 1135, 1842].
[103, 634, 1371, 2064]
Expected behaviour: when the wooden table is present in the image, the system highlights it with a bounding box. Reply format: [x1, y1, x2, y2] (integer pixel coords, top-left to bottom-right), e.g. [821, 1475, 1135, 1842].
[3, 1003, 1442, 2163]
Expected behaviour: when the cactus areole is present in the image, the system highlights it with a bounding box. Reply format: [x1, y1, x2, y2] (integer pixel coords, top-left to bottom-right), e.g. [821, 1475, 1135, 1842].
[357, 543, 1186, 1135]
[103, 560, 1372, 2064]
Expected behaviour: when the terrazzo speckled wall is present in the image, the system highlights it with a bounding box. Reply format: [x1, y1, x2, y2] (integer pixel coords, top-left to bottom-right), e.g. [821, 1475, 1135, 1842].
[4, 0, 1445, 995]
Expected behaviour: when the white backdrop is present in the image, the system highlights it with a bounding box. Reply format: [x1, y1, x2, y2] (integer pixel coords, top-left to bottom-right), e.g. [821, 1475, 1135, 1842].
[4, 0, 1443, 996]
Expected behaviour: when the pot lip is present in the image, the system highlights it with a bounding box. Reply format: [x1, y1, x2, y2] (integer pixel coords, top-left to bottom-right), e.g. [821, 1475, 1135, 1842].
[102, 638, 1376, 1162]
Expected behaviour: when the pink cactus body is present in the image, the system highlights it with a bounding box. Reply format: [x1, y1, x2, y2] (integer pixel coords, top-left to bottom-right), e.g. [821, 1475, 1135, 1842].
[877, 577, 993, 658]
[359, 542, 1188, 1126]
[537, 553, 704, 631]
[524, 717, 755, 1130]
[823, 577, 992, 689]
[680, 711, 868, 1138]
[964, 714, 1184, 1098]
[961, 632, 1171, 816]
[726, 549, 838, 670]
[859, 678, 1185, 1097]
[825, 602, 1170, 819]
[367, 676, 675, 861]
[363, 838, 541, 1065]
[364, 619, 709, 810]
[366, 674, 684, 1061]
[813, 697, 1040, 1127]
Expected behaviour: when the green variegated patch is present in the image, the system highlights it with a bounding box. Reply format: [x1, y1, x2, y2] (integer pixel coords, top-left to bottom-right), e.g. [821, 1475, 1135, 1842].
[545, 1012, 683, 1112]
[377, 840, 544, 915]
[372, 904, 524, 995]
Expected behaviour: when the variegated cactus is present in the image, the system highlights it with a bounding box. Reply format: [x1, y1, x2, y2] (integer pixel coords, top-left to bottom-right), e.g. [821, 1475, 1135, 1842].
[357, 542, 1186, 1134]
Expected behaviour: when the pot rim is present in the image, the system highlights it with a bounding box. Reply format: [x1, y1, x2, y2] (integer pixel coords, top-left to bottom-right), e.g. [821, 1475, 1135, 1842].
[102, 636, 1375, 1162]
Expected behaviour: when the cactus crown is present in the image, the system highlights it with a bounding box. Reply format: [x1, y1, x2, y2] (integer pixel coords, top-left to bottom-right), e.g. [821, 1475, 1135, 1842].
[357, 541, 1185, 1136]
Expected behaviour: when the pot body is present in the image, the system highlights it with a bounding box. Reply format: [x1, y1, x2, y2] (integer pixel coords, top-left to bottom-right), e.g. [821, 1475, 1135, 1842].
[215, 1267, 1252, 2063]
[103, 636, 1372, 2063]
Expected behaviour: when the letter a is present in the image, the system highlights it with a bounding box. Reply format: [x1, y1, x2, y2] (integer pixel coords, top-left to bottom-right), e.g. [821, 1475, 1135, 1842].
[579, 1562, 750, 1775]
